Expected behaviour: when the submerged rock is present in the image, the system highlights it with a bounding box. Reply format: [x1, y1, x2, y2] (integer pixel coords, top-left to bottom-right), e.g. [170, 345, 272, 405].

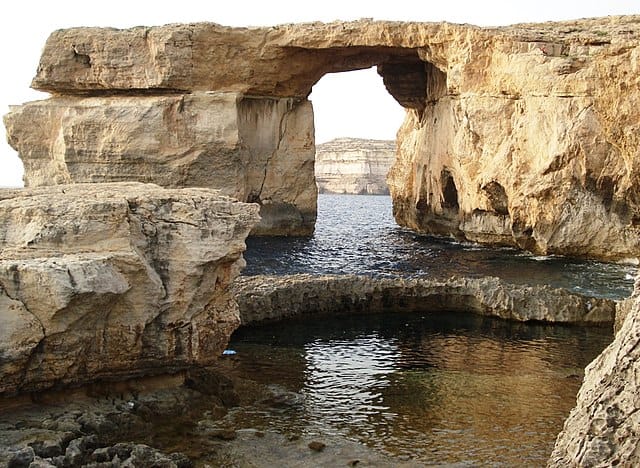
[550, 277, 640, 465]
[0, 182, 259, 396]
[233, 274, 616, 325]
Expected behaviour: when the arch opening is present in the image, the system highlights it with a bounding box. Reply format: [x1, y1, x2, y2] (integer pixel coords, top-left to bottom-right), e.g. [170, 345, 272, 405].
[310, 67, 403, 197]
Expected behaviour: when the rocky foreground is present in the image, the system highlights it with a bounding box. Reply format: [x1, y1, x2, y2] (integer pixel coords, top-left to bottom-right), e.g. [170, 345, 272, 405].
[315, 138, 395, 195]
[0, 183, 259, 396]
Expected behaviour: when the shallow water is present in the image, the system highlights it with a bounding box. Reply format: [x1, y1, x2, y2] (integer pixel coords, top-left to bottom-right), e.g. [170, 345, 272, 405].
[224, 312, 612, 465]
[245, 194, 636, 299]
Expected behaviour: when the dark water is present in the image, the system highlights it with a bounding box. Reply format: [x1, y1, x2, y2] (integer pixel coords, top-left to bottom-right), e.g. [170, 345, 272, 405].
[224, 312, 612, 465]
[245, 194, 636, 299]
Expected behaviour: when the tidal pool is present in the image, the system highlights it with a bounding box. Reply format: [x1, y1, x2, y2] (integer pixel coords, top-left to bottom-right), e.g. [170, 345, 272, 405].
[221, 311, 612, 465]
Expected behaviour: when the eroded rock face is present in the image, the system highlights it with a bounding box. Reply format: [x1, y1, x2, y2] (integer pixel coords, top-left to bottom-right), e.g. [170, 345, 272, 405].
[4, 93, 315, 236]
[315, 138, 395, 195]
[4, 16, 640, 256]
[233, 274, 616, 325]
[550, 277, 640, 465]
[0, 182, 259, 396]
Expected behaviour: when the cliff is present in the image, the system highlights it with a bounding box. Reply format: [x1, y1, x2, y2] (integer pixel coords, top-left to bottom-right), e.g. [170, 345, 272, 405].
[315, 138, 395, 195]
[0, 182, 259, 395]
[4, 16, 640, 257]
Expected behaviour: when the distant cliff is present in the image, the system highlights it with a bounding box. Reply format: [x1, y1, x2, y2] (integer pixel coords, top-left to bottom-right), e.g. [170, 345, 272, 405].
[315, 138, 395, 195]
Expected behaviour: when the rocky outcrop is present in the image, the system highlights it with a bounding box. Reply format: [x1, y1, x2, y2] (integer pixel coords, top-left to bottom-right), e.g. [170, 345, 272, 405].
[387, 18, 640, 261]
[233, 274, 616, 325]
[549, 277, 640, 466]
[5, 94, 315, 236]
[5, 17, 640, 256]
[0, 182, 259, 396]
[315, 138, 395, 195]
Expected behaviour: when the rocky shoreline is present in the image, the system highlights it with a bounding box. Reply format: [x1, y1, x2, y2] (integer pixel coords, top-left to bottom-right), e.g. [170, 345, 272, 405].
[234, 273, 617, 325]
[0, 269, 636, 466]
[2, 13, 640, 466]
[0, 369, 415, 468]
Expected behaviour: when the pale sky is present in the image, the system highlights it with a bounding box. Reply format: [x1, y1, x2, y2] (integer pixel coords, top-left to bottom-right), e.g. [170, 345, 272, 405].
[1, 1, 637, 187]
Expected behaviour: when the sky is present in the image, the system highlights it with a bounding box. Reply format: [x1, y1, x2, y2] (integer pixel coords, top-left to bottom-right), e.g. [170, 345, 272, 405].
[1, 1, 638, 187]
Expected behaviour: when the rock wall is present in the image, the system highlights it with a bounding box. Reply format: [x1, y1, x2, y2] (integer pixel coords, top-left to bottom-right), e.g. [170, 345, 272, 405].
[315, 138, 395, 195]
[550, 276, 640, 465]
[0, 182, 259, 396]
[233, 274, 616, 325]
[5, 93, 315, 236]
[5, 16, 640, 256]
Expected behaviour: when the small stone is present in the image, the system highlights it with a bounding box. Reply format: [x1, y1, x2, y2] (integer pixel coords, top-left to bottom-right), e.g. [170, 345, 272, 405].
[8, 447, 35, 468]
[254, 431, 265, 438]
[287, 434, 300, 442]
[348, 461, 360, 467]
[308, 441, 326, 452]
[209, 429, 237, 441]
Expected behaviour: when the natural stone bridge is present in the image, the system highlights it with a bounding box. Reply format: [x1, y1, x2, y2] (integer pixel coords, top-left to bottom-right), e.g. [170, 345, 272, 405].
[5, 16, 640, 260]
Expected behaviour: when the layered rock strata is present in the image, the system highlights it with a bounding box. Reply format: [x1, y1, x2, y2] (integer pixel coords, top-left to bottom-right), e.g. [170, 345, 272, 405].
[5, 16, 640, 257]
[5, 94, 314, 236]
[233, 274, 616, 325]
[315, 138, 395, 194]
[550, 276, 640, 465]
[0, 182, 259, 396]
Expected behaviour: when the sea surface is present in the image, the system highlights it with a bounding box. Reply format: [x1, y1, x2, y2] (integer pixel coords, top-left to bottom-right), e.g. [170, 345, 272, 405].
[233, 194, 633, 464]
[245, 194, 636, 299]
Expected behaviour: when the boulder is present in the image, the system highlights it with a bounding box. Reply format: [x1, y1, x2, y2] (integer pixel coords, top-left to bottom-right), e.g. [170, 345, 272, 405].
[0, 182, 259, 395]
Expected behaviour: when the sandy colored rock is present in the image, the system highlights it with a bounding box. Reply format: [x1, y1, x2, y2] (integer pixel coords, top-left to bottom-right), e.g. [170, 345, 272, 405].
[4, 93, 315, 236]
[233, 274, 616, 325]
[550, 276, 640, 465]
[0, 182, 259, 395]
[5, 15, 640, 254]
[315, 138, 395, 195]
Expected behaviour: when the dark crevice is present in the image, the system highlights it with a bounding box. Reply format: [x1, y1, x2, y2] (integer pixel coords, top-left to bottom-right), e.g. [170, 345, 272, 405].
[441, 170, 459, 212]
[48, 88, 191, 97]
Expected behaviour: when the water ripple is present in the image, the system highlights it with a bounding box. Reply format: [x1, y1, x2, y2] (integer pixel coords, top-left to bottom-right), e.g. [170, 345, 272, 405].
[245, 194, 636, 299]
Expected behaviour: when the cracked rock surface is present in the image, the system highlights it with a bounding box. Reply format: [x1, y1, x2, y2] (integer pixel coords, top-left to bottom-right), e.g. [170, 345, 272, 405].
[549, 276, 640, 465]
[0, 182, 259, 396]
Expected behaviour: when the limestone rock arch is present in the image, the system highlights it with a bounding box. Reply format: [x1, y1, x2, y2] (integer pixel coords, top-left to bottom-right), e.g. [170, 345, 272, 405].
[5, 17, 640, 259]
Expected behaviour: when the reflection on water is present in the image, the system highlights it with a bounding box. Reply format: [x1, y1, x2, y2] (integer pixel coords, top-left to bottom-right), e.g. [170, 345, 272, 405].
[224, 312, 612, 465]
[245, 194, 636, 299]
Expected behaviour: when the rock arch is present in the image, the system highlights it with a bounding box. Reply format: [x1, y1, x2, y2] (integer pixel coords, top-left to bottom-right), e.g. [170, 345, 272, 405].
[5, 17, 640, 259]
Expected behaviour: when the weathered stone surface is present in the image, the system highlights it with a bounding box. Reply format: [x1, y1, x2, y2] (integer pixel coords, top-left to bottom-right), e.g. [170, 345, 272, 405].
[315, 138, 395, 195]
[0, 182, 259, 395]
[550, 276, 640, 465]
[233, 274, 616, 325]
[386, 18, 640, 261]
[4, 93, 315, 236]
[5, 16, 640, 255]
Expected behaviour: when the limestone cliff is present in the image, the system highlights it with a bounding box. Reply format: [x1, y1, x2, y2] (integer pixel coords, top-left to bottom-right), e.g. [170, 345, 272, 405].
[315, 138, 395, 195]
[4, 16, 640, 257]
[549, 276, 640, 465]
[0, 182, 259, 395]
